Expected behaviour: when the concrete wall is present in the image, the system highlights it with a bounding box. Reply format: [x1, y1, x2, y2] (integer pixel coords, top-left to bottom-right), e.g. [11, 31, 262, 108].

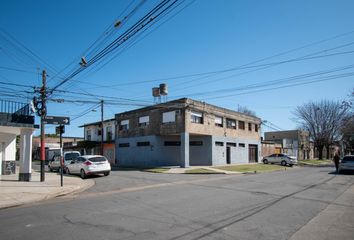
[211, 136, 260, 165]
[0, 133, 16, 176]
[116, 135, 181, 167]
[116, 134, 260, 167]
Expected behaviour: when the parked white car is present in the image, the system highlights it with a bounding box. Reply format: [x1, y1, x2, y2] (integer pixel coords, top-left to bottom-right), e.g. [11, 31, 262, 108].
[262, 154, 297, 167]
[339, 155, 354, 173]
[48, 151, 81, 172]
[65, 155, 111, 179]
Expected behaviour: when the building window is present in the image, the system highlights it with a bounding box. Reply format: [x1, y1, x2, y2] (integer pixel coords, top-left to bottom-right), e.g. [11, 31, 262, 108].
[215, 116, 223, 127]
[226, 118, 236, 129]
[137, 141, 150, 147]
[164, 141, 181, 146]
[162, 111, 175, 123]
[255, 124, 258, 132]
[190, 141, 203, 146]
[119, 143, 129, 148]
[238, 121, 245, 130]
[139, 116, 149, 127]
[248, 123, 252, 131]
[191, 111, 203, 124]
[215, 141, 224, 146]
[227, 142, 237, 147]
[106, 126, 113, 141]
[119, 120, 129, 130]
[86, 130, 91, 141]
[239, 143, 245, 147]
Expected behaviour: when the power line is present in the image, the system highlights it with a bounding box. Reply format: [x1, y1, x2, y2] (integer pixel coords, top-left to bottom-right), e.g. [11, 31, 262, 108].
[49, 0, 181, 94]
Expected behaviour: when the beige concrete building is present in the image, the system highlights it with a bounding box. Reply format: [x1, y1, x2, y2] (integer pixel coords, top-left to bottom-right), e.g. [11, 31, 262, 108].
[116, 98, 262, 167]
[264, 130, 313, 160]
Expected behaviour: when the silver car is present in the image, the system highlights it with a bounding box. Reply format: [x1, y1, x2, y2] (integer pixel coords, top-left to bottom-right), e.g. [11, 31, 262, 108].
[262, 154, 297, 167]
[48, 151, 81, 172]
[339, 155, 354, 173]
[65, 155, 111, 179]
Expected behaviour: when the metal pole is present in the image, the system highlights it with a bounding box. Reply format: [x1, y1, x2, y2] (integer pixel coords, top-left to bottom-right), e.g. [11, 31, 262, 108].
[40, 70, 46, 182]
[60, 125, 63, 187]
[101, 100, 104, 156]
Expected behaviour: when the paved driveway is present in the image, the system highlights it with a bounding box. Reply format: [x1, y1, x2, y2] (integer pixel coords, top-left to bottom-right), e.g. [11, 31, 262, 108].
[1, 167, 353, 240]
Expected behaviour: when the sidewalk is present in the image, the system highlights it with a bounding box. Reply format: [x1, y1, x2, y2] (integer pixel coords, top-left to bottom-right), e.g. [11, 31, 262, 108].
[0, 169, 94, 209]
[290, 182, 354, 240]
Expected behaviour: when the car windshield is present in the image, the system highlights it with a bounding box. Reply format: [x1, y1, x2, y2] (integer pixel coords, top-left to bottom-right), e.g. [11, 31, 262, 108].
[65, 153, 80, 161]
[342, 156, 354, 162]
[88, 157, 107, 162]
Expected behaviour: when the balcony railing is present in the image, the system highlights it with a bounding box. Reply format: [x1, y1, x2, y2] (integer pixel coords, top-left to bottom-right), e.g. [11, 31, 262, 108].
[0, 100, 31, 115]
[0, 100, 34, 125]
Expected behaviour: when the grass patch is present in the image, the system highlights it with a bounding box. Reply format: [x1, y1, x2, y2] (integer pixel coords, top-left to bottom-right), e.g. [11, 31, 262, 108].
[214, 164, 288, 173]
[298, 159, 332, 165]
[142, 168, 170, 173]
[185, 168, 224, 174]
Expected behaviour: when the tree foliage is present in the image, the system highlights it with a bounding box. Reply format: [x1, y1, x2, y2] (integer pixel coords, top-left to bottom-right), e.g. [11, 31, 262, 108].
[294, 100, 350, 159]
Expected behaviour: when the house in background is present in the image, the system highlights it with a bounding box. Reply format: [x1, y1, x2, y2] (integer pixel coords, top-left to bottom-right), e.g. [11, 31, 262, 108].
[80, 118, 116, 164]
[116, 98, 262, 167]
[264, 130, 313, 160]
[0, 100, 37, 181]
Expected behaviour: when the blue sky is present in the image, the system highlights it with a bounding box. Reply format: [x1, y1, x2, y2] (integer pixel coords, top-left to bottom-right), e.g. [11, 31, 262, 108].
[0, 0, 353, 137]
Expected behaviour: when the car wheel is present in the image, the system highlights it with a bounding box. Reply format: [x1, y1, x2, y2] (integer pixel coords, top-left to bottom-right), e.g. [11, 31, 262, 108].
[104, 171, 110, 176]
[80, 169, 86, 179]
[263, 159, 268, 164]
[281, 160, 287, 166]
[289, 164, 293, 167]
[49, 166, 53, 172]
[66, 167, 70, 175]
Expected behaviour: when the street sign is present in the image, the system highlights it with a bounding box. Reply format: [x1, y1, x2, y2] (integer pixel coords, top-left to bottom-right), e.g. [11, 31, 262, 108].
[43, 116, 70, 125]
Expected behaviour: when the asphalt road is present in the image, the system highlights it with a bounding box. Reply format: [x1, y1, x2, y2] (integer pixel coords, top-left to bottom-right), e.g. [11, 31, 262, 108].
[1, 167, 353, 240]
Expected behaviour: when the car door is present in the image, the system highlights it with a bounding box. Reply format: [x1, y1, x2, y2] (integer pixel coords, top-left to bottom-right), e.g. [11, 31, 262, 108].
[277, 154, 285, 164]
[268, 154, 277, 163]
[70, 157, 82, 173]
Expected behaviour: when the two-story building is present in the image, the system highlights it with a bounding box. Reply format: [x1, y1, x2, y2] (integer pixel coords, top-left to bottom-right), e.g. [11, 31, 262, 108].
[116, 98, 262, 167]
[80, 118, 116, 164]
[264, 130, 313, 160]
[0, 100, 37, 181]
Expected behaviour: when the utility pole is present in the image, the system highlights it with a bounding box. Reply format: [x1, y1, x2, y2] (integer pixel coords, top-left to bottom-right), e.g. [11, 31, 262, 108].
[101, 100, 104, 156]
[40, 70, 46, 182]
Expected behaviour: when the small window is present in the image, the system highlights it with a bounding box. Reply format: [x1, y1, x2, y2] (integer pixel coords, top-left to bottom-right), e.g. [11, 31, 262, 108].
[248, 123, 252, 131]
[164, 141, 181, 146]
[226, 118, 236, 129]
[215, 141, 224, 146]
[120, 120, 129, 130]
[238, 121, 245, 130]
[227, 142, 237, 147]
[139, 116, 149, 127]
[255, 124, 258, 132]
[190, 141, 203, 146]
[119, 143, 130, 148]
[215, 116, 223, 127]
[191, 111, 203, 124]
[239, 143, 245, 147]
[97, 129, 102, 136]
[163, 111, 175, 123]
[137, 141, 150, 147]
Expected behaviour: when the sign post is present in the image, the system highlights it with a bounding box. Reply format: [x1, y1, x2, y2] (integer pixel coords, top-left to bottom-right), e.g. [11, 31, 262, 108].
[45, 116, 70, 187]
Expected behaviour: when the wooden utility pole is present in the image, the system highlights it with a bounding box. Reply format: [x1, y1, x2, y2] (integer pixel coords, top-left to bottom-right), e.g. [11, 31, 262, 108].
[101, 100, 104, 156]
[40, 70, 46, 182]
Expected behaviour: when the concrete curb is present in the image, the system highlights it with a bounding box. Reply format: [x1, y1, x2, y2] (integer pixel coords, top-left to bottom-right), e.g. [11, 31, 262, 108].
[0, 172, 95, 210]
